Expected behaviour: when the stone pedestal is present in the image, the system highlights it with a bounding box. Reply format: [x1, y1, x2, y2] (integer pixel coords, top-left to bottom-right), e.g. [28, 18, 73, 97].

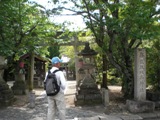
[12, 73, 26, 95]
[126, 100, 155, 113]
[11, 80, 26, 95]
[75, 70, 102, 105]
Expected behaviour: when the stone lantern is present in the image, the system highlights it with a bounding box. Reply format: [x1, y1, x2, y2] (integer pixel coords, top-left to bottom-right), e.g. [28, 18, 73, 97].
[0, 56, 14, 108]
[75, 42, 102, 105]
[12, 60, 26, 95]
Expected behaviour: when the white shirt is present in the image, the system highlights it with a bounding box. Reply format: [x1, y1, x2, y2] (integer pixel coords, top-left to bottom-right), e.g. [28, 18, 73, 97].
[44, 67, 67, 93]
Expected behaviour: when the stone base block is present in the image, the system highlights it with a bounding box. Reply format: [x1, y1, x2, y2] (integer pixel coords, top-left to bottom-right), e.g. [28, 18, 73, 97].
[11, 80, 26, 95]
[75, 99, 102, 106]
[126, 100, 155, 113]
[77, 115, 121, 120]
[75, 93, 102, 106]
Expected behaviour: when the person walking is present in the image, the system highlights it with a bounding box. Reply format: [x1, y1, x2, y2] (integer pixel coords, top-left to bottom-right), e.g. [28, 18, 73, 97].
[45, 56, 67, 120]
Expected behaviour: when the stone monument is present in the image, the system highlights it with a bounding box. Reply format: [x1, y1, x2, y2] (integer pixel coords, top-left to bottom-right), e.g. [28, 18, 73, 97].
[75, 42, 102, 105]
[134, 48, 146, 101]
[126, 49, 155, 113]
[0, 56, 14, 108]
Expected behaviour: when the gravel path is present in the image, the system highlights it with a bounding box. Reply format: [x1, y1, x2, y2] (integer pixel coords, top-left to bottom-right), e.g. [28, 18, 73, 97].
[0, 97, 105, 120]
[0, 81, 107, 120]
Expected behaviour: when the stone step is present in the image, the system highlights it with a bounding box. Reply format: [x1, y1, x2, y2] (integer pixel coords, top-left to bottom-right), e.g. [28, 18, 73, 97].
[55, 115, 122, 120]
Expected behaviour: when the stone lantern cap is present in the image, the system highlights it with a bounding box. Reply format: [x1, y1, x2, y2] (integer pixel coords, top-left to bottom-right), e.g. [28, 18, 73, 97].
[78, 42, 97, 56]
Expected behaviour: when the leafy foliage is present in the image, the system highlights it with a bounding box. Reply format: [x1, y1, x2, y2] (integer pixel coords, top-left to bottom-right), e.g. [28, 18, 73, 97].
[0, 0, 62, 59]
[146, 40, 160, 91]
[0, 0, 66, 84]
[54, 0, 160, 98]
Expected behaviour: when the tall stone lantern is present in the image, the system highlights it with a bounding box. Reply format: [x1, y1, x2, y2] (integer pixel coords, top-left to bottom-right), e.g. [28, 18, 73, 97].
[0, 56, 14, 108]
[75, 42, 102, 105]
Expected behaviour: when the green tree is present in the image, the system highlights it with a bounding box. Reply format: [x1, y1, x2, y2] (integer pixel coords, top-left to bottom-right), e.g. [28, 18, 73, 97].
[0, 0, 64, 82]
[54, 0, 160, 98]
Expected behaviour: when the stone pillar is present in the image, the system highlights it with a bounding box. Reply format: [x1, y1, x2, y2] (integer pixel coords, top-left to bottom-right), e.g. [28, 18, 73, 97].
[126, 48, 155, 113]
[134, 48, 146, 101]
[28, 91, 35, 108]
[101, 88, 109, 107]
[73, 36, 80, 86]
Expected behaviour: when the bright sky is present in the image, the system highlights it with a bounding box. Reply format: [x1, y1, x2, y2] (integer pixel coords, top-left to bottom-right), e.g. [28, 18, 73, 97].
[29, 0, 160, 30]
[29, 0, 86, 30]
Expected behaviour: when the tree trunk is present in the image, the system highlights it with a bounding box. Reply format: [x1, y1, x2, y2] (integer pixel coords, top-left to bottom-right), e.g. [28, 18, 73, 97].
[101, 54, 108, 89]
[122, 67, 134, 99]
[28, 52, 34, 91]
[121, 54, 134, 99]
